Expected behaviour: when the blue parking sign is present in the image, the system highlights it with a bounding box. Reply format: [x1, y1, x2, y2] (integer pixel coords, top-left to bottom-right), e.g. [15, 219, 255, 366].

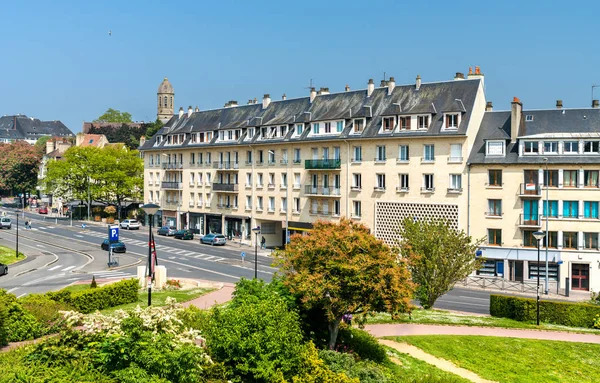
[108, 225, 119, 243]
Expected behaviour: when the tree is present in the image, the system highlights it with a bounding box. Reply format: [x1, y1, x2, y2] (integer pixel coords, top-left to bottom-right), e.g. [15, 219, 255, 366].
[34, 136, 52, 154]
[144, 118, 164, 139]
[274, 218, 414, 350]
[94, 108, 133, 123]
[0, 141, 42, 196]
[398, 217, 485, 309]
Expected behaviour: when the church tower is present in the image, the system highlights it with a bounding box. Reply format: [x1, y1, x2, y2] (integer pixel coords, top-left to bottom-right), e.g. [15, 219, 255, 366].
[157, 78, 174, 123]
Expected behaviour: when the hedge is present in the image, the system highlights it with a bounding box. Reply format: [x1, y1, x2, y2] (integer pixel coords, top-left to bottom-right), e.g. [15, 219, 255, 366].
[48, 279, 139, 314]
[490, 294, 600, 328]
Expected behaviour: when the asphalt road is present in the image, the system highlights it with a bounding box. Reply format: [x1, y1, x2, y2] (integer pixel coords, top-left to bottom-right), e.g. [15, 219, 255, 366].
[432, 287, 492, 315]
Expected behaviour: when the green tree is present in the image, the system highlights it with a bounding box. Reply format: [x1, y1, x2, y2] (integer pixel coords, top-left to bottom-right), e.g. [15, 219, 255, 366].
[399, 217, 485, 309]
[274, 218, 414, 350]
[94, 108, 133, 123]
[34, 136, 52, 154]
[0, 141, 42, 196]
[144, 118, 164, 139]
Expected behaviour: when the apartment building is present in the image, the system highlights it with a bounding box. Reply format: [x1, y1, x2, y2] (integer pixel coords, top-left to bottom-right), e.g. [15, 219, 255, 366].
[468, 97, 600, 292]
[140, 68, 487, 248]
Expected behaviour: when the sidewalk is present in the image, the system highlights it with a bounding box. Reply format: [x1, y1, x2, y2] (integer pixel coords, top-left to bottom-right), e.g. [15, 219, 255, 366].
[182, 281, 235, 310]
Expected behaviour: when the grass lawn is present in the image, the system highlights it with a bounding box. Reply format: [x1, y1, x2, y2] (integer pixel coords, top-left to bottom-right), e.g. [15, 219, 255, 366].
[0, 245, 23, 265]
[383, 347, 470, 383]
[392, 335, 600, 383]
[368, 308, 600, 334]
[101, 287, 214, 313]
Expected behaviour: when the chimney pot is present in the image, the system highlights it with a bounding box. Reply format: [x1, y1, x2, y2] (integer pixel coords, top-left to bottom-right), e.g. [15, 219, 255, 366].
[556, 100, 563, 109]
[454, 72, 465, 80]
[282, 93, 286, 100]
[178, 107, 184, 119]
[187, 106, 193, 118]
[345, 84, 350, 92]
[195, 106, 199, 112]
[513, 97, 521, 104]
[475, 66, 481, 75]
[367, 79, 375, 97]
[310, 87, 317, 102]
[262, 94, 271, 109]
[387, 77, 396, 95]
[485, 101, 493, 112]
[253, 98, 257, 104]
[415, 75, 422, 90]
[593, 100, 600, 108]
[511, 97, 523, 143]
[468, 67, 473, 75]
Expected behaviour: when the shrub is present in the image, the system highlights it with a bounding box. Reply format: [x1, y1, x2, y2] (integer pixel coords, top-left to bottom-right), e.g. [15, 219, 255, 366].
[178, 305, 210, 331]
[292, 343, 358, 383]
[90, 276, 97, 288]
[490, 294, 600, 328]
[49, 278, 139, 313]
[318, 349, 393, 383]
[6, 300, 42, 342]
[0, 290, 10, 346]
[18, 294, 72, 335]
[336, 327, 387, 363]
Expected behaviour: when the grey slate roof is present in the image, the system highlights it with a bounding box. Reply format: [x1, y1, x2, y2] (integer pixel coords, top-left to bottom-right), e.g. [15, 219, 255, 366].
[140, 78, 482, 151]
[0, 115, 74, 142]
[468, 108, 600, 165]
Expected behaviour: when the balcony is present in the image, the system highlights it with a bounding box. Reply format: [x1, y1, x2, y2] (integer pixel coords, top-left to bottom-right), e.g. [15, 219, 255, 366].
[304, 159, 341, 170]
[519, 183, 541, 197]
[162, 201, 180, 210]
[217, 204, 237, 209]
[519, 214, 541, 227]
[304, 185, 342, 196]
[213, 161, 239, 170]
[161, 182, 183, 190]
[161, 163, 183, 170]
[212, 183, 239, 192]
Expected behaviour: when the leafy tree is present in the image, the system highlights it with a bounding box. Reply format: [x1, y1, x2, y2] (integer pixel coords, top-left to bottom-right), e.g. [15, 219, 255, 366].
[88, 123, 146, 150]
[274, 218, 414, 350]
[399, 217, 485, 309]
[34, 136, 52, 154]
[94, 108, 133, 123]
[0, 141, 42, 196]
[144, 118, 164, 139]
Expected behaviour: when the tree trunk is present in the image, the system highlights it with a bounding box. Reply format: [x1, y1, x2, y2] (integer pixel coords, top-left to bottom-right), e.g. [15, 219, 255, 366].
[328, 319, 341, 350]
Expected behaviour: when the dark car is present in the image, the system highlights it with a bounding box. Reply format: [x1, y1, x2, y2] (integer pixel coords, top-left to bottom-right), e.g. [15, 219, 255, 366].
[174, 229, 194, 240]
[101, 239, 127, 253]
[200, 233, 227, 246]
[157, 226, 177, 236]
[38, 206, 48, 214]
[0, 263, 7, 276]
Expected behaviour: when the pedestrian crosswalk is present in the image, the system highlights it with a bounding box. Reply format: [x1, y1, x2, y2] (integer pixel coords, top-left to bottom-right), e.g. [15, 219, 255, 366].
[91, 270, 136, 280]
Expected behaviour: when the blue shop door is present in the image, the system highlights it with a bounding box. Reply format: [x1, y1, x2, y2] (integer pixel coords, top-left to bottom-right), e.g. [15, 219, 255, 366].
[496, 261, 504, 277]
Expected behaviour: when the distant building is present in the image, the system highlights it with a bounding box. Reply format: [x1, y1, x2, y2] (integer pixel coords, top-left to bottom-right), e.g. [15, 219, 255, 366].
[0, 115, 74, 144]
[76, 133, 110, 148]
[81, 121, 143, 134]
[157, 78, 175, 123]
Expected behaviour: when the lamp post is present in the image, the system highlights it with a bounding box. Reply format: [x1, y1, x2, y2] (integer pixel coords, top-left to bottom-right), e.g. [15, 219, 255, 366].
[543, 157, 549, 295]
[268, 150, 290, 245]
[533, 230, 546, 326]
[15, 213, 19, 258]
[252, 226, 261, 279]
[141, 203, 160, 306]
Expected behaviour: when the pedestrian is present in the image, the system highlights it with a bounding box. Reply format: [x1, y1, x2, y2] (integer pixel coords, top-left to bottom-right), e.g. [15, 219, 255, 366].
[261, 236, 266, 249]
[25, 220, 31, 230]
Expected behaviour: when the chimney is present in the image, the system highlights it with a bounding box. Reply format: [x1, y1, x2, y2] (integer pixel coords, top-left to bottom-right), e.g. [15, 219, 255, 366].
[247, 100, 253, 105]
[178, 107, 184, 119]
[282, 94, 286, 100]
[485, 101, 493, 112]
[310, 87, 317, 102]
[454, 72, 465, 80]
[415, 75, 421, 90]
[593, 100, 600, 109]
[187, 106, 193, 118]
[380, 80, 387, 87]
[229, 100, 238, 107]
[556, 100, 563, 109]
[511, 97, 522, 143]
[387, 77, 395, 95]
[262, 94, 271, 109]
[253, 97, 257, 104]
[467, 66, 485, 87]
[194, 106, 199, 112]
[140, 136, 146, 146]
[319, 87, 330, 95]
[345, 84, 350, 92]
[367, 79, 375, 97]
[46, 139, 54, 154]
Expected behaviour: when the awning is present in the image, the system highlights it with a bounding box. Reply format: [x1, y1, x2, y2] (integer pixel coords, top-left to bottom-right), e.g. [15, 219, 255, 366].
[288, 226, 311, 232]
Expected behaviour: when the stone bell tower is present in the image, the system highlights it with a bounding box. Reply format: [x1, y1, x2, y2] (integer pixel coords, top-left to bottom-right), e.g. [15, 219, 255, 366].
[157, 78, 174, 123]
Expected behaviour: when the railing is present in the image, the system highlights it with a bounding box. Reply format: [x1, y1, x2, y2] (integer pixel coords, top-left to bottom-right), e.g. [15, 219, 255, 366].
[162, 201, 180, 210]
[161, 182, 182, 190]
[460, 275, 558, 294]
[420, 187, 435, 193]
[217, 204, 237, 209]
[519, 183, 541, 196]
[212, 183, 239, 192]
[304, 159, 341, 170]
[213, 161, 239, 170]
[161, 163, 183, 169]
[519, 213, 540, 226]
[304, 186, 342, 196]
[447, 187, 463, 193]
[447, 156, 463, 163]
[293, 159, 302, 164]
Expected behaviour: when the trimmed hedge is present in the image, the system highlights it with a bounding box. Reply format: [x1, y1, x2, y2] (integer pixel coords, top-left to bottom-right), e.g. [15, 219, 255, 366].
[490, 294, 600, 328]
[48, 279, 139, 313]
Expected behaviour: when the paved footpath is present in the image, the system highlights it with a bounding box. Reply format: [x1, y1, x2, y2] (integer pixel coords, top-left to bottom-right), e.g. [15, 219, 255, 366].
[182, 282, 235, 309]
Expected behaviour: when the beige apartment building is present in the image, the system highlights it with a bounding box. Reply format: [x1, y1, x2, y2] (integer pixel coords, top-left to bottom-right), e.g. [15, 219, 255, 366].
[140, 69, 487, 248]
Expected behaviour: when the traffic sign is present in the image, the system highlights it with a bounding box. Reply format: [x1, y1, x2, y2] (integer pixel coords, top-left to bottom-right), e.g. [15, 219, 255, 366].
[108, 225, 119, 243]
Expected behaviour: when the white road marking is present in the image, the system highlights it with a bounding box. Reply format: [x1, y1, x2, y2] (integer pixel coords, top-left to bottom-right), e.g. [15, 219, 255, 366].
[438, 300, 487, 307]
[168, 256, 176, 259]
[37, 244, 45, 248]
[74, 234, 84, 238]
[458, 296, 489, 301]
[203, 256, 216, 261]
[6, 287, 19, 293]
[173, 249, 188, 254]
[61, 266, 76, 271]
[17, 293, 26, 298]
[48, 265, 62, 271]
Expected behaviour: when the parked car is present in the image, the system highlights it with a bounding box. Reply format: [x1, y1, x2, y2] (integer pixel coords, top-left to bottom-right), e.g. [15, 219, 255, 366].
[0, 217, 11, 229]
[120, 219, 140, 230]
[157, 226, 177, 236]
[174, 229, 194, 240]
[101, 239, 127, 253]
[200, 233, 227, 246]
[0, 263, 7, 276]
[38, 206, 48, 214]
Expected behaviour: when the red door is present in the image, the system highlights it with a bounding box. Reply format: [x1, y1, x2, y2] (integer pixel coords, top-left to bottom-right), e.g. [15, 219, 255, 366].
[571, 264, 589, 291]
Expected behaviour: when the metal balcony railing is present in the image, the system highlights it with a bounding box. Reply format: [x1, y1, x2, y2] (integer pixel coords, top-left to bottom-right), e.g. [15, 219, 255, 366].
[304, 159, 341, 170]
[161, 182, 183, 190]
[519, 214, 541, 227]
[212, 183, 239, 192]
[213, 161, 239, 170]
[304, 185, 342, 196]
[519, 183, 541, 197]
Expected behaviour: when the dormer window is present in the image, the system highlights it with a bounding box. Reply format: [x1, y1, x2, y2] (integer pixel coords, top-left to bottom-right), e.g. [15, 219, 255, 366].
[336, 121, 344, 132]
[584, 141, 600, 153]
[543, 141, 558, 154]
[486, 141, 505, 156]
[417, 115, 429, 129]
[383, 117, 395, 132]
[445, 114, 459, 129]
[295, 124, 303, 136]
[353, 119, 364, 133]
[564, 141, 579, 153]
[312, 123, 320, 134]
[219, 131, 225, 141]
[524, 141, 539, 154]
[324, 122, 332, 133]
[248, 127, 255, 138]
[279, 126, 287, 137]
[399, 117, 411, 130]
[167, 135, 172, 144]
[526, 115, 534, 121]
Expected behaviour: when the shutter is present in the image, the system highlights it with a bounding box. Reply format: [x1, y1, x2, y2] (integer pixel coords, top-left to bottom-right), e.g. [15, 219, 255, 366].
[446, 115, 449, 128]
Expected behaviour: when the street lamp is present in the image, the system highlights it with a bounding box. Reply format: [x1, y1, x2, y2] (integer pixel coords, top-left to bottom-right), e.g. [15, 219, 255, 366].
[252, 226, 261, 279]
[15, 212, 19, 259]
[533, 230, 546, 326]
[141, 203, 160, 306]
[543, 157, 549, 295]
[268, 150, 290, 245]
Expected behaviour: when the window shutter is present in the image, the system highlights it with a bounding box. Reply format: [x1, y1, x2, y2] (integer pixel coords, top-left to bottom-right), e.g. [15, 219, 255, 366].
[446, 115, 449, 128]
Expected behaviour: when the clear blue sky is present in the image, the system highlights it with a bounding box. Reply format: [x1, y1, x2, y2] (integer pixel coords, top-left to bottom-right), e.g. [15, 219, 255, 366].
[1, 0, 599, 133]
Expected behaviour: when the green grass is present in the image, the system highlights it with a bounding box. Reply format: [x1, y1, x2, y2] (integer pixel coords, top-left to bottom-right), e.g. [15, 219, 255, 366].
[383, 347, 470, 383]
[100, 287, 214, 313]
[0, 245, 24, 265]
[368, 308, 600, 334]
[391, 335, 600, 383]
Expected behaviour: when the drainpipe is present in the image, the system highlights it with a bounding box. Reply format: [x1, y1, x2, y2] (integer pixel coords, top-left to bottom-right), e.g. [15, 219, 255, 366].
[249, 144, 255, 247]
[467, 163, 471, 237]
[344, 140, 350, 218]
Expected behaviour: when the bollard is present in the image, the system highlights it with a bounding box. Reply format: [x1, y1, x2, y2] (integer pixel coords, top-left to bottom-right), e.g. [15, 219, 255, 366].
[565, 277, 570, 297]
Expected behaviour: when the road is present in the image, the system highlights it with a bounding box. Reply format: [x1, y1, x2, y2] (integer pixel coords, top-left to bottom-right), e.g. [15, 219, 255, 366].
[432, 287, 491, 315]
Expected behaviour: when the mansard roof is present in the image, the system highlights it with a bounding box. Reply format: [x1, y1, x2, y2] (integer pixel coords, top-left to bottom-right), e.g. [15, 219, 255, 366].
[0, 115, 74, 142]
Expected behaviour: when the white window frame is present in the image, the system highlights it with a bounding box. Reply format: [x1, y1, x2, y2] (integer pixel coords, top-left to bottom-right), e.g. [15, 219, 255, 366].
[382, 116, 395, 132]
[449, 143, 463, 163]
[353, 146, 362, 162]
[449, 174, 462, 192]
[376, 173, 386, 190]
[398, 145, 409, 162]
[423, 144, 435, 162]
[352, 173, 362, 190]
[398, 173, 409, 191]
[352, 201, 361, 218]
[417, 115, 430, 129]
[543, 141, 558, 154]
[353, 118, 365, 134]
[422, 174, 434, 192]
[375, 145, 386, 162]
[444, 113, 459, 129]
[524, 141, 539, 154]
[564, 141, 579, 154]
[486, 141, 505, 156]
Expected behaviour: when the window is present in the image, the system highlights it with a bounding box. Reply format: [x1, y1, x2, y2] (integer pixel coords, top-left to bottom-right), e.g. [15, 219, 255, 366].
[398, 145, 409, 162]
[189, 193, 195, 206]
[564, 141, 579, 153]
[268, 173, 275, 188]
[206, 173, 212, 184]
[449, 144, 462, 162]
[563, 201, 579, 218]
[353, 146, 362, 162]
[563, 170, 578, 187]
[399, 116, 411, 130]
[149, 191, 153, 203]
[423, 174, 434, 191]
[245, 173, 252, 187]
[488, 199, 502, 216]
[376, 174, 386, 190]
[543, 170, 559, 187]
[488, 229, 502, 246]
[257, 173, 263, 187]
[189, 173, 194, 185]
[333, 147, 340, 161]
[148, 173, 154, 184]
[268, 151, 275, 165]
[352, 201, 361, 217]
[584, 170, 599, 187]
[445, 114, 458, 129]
[584, 141, 600, 153]
[296, 124, 304, 135]
[268, 197, 275, 211]
[486, 141, 505, 156]
[246, 150, 252, 164]
[488, 170, 502, 186]
[423, 144, 435, 162]
[293, 148, 301, 163]
[523, 230, 538, 247]
[543, 200, 558, 218]
[353, 119, 364, 133]
[399, 174, 409, 191]
[312, 123, 320, 134]
[311, 200, 319, 214]
[281, 173, 288, 188]
[281, 197, 287, 212]
[449, 174, 462, 191]
[279, 125, 287, 137]
[197, 173, 203, 185]
[524, 141, 539, 154]
[293, 197, 300, 213]
[584, 233, 598, 249]
[206, 152, 212, 164]
[334, 200, 340, 216]
[375, 146, 386, 162]
[563, 232, 578, 249]
[584, 201, 598, 219]
[245, 196, 252, 210]
[543, 142, 558, 154]
[352, 173, 362, 190]
[257, 196, 263, 210]
[544, 231, 558, 248]
[417, 115, 429, 129]
[197, 153, 203, 165]
[383, 117, 395, 131]
[324, 122, 331, 133]
[294, 173, 301, 188]
[336, 121, 344, 133]
[525, 115, 534, 121]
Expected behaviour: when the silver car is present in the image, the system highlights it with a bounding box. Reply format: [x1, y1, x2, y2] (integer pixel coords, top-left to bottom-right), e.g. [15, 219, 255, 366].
[0, 217, 11, 229]
[200, 233, 227, 246]
[120, 219, 140, 230]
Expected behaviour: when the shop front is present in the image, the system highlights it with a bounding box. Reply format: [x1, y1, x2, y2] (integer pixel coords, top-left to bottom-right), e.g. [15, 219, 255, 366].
[206, 214, 223, 234]
[224, 215, 249, 240]
[161, 210, 177, 227]
[189, 213, 204, 235]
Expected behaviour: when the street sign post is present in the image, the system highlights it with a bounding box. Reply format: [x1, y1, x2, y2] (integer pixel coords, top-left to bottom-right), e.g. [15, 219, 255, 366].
[241, 252, 246, 263]
[108, 225, 119, 243]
